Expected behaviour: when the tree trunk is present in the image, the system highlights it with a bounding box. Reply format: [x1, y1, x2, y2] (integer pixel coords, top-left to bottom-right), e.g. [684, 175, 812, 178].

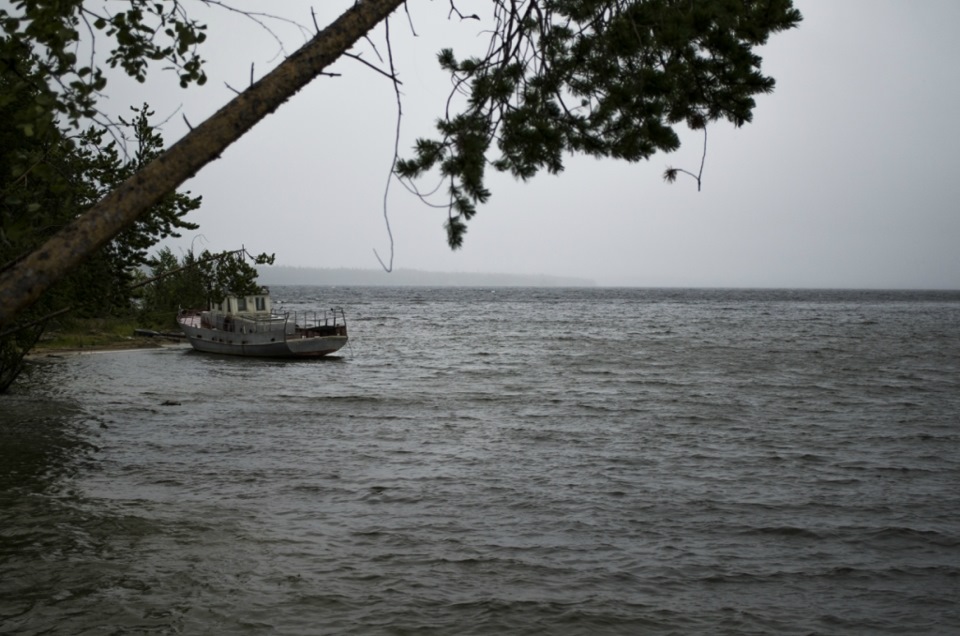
[0, 0, 405, 329]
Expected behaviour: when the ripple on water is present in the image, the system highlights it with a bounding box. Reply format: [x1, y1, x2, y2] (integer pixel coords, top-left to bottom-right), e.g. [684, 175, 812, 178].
[2, 288, 960, 634]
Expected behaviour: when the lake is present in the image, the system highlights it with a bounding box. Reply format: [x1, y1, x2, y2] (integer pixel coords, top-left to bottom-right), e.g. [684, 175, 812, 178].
[2, 287, 958, 634]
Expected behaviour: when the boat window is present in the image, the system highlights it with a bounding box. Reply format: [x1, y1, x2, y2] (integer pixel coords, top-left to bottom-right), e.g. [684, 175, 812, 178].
[237, 298, 248, 311]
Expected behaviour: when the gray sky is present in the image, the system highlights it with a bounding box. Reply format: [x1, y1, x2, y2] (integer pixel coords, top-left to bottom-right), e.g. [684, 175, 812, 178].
[106, 1, 960, 289]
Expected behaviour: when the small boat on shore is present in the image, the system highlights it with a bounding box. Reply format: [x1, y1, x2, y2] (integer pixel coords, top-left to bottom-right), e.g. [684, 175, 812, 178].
[176, 292, 347, 358]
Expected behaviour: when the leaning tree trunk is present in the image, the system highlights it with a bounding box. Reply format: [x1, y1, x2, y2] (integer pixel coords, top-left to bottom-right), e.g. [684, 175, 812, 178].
[0, 0, 405, 329]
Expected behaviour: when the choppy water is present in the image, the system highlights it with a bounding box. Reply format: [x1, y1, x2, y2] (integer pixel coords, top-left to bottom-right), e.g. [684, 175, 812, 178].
[2, 287, 959, 635]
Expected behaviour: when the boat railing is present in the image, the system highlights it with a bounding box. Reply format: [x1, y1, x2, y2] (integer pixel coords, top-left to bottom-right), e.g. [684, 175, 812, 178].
[202, 311, 289, 335]
[292, 307, 347, 331]
[288, 307, 348, 339]
[196, 307, 347, 336]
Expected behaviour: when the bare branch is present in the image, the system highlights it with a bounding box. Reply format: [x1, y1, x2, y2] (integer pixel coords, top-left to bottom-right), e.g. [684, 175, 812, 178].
[662, 127, 707, 191]
[375, 17, 404, 274]
[199, 1, 315, 57]
[403, 1, 419, 37]
[342, 52, 403, 85]
[448, 1, 481, 21]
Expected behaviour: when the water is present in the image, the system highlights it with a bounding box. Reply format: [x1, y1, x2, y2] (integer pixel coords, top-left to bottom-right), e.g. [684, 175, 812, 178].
[2, 287, 959, 635]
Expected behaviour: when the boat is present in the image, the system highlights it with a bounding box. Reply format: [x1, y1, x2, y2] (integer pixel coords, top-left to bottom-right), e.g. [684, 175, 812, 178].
[176, 291, 347, 358]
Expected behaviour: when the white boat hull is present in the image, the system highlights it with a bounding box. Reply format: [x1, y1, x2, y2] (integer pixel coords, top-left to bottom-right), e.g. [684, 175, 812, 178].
[177, 308, 347, 358]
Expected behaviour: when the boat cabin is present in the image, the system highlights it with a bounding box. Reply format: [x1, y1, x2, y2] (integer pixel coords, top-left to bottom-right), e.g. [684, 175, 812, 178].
[212, 293, 272, 315]
[198, 292, 288, 334]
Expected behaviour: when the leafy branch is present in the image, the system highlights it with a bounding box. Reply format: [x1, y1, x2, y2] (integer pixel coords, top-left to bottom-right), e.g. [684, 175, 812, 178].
[663, 125, 708, 191]
[396, 0, 800, 248]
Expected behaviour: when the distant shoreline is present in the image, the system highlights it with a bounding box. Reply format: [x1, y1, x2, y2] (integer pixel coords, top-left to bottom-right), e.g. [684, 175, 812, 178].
[258, 266, 595, 288]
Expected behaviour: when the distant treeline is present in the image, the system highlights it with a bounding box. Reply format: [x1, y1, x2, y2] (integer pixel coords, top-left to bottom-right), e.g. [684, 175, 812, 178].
[257, 266, 595, 288]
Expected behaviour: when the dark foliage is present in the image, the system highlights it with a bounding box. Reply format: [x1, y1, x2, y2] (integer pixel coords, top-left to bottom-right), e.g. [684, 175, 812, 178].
[396, 0, 801, 247]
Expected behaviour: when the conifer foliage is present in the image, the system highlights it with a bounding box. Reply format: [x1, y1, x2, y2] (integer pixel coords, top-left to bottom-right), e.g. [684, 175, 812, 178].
[397, 0, 802, 247]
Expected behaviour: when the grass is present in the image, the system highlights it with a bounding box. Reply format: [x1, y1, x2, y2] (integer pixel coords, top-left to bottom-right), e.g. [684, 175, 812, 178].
[33, 317, 163, 352]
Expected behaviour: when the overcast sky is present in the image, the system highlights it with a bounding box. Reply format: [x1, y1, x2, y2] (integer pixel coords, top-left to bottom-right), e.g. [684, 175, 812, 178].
[105, 1, 960, 289]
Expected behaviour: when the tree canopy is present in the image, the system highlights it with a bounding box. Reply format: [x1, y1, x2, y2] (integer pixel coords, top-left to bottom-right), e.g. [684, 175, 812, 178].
[0, 0, 801, 329]
[0, 0, 208, 130]
[0, 43, 210, 389]
[398, 0, 802, 246]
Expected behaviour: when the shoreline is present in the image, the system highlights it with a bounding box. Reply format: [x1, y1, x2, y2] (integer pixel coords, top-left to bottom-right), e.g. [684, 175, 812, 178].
[27, 338, 189, 359]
